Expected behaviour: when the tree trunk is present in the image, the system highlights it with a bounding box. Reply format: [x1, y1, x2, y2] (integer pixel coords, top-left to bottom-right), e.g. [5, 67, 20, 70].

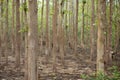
[11, 0, 15, 55]
[40, 0, 44, 54]
[74, 0, 78, 55]
[90, 0, 95, 61]
[24, 0, 28, 80]
[15, 0, 21, 68]
[81, 1, 85, 48]
[58, 0, 65, 66]
[0, 0, 2, 61]
[106, 0, 113, 62]
[5, 0, 9, 65]
[52, 0, 58, 72]
[27, 0, 38, 80]
[97, 0, 106, 73]
[45, 0, 50, 60]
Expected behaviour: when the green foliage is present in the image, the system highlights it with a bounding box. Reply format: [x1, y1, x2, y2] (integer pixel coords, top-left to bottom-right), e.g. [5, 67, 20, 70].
[81, 66, 120, 80]
[62, 10, 70, 15]
[50, 9, 54, 16]
[81, 74, 89, 80]
[110, 66, 120, 80]
[82, 0, 86, 4]
[21, 2, 28, 13]
[19, 26, 28, 33]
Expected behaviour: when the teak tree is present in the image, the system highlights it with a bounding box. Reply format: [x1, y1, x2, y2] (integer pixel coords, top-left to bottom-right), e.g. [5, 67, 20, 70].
[90, 0, 95, 61]
[97, 0, 106, 72]
[52, 0, 58, 72]
[81, 0, 86, 48]
[15, 0, 21, 68]
[27, 0, 38, 80]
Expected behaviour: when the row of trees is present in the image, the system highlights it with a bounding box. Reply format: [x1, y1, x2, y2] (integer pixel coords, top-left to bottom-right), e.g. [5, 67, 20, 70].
[0, 0, 120, 80]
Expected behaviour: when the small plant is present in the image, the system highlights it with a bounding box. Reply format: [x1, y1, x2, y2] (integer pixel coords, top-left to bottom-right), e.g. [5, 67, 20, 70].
[80, 74, 89, 80]
[109, 66, 120, 80]
[81, 66, 120, 80]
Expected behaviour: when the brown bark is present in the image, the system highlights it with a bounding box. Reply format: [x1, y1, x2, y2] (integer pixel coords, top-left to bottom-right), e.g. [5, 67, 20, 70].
[0, 1, 2, 61]
[45, 0, 50, 58]
[27, 0, 38, 80]
[74, 0, 78, 55]
[97, 0, 106, 72]
[58, 0, 65, 65]
[90, 0, 95, 61]
[24, 0, 28, 80]
[40, 0, 44, 54]
[1, 0, 5, 58]
[81, 1, 85, 48]
[5, 0, 9, 64]
[11, 0, 15, 55]
[115, 1, 120, 53]
[15, 0, 21, 67]
[52, 0, 58, 72]
[106, 0, 113, 62]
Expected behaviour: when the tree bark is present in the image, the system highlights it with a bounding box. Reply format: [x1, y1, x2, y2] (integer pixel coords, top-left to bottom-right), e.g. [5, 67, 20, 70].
[52, 0, 58, 72]
[81, 1, 85, 48]
[15, 0, 21, 67]
[74, 0, 78, 55]
[27, 0, 38, 80]
[97, 0, 106, 73]
[90, 0, 95, 61]
[45, 0, 50, 59]
[11, 0, 15, 55]
[23, 0, 28, 80]
[40, 0, 44, 54]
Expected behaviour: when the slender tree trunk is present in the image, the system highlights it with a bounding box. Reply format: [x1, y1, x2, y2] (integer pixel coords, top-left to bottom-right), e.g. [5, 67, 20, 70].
[52, 0, 58, 72]
[5, 0, 9, 65]
[106, 0, 113, 62]
[97, 0, 106, 72]
[1, 0, 5, 58]
[58, 0, 65, 65]
[21, 0, 24, 55]
[45, 0, 50, 60]
[0, 1, 2, 61]
[23, 0, 28, 80]
[15, 0, 21, 68]
[74, 0, 78, 55]
[81, 1, 85, 48]
[27, 0, 38, 80]
[90, 0, 95, 61]
[40, 0, 44, 54]
[69, 0, 74, 50]
[11, 0, 15, 55]
[108, 0, 113, 51]
[115, 1, 120, 53]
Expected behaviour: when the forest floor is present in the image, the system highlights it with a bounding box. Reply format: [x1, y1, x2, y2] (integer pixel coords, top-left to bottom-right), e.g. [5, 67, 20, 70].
[0, 46, 118, 80]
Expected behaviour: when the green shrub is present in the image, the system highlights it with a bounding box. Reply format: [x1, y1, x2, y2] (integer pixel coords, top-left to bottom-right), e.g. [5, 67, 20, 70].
[81, 66, 120, 80]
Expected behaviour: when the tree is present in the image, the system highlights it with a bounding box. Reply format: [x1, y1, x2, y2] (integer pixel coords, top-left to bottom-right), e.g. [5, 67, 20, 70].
[90, 0, 95, 61]
[15, 0, 21, 67]
[81, 0, 86, 48]
[23, 0, 28, 80]
[27, 0, 38, 80]
[97, 0, 106, 72]
[4, 0, 9, 64]
[45, 0, 50, 59]
[11, 0, 15, 55]
[58, 0, 65, 65]
[52, 0, 58, 72]
[40, 0, 44, 54]
[74, 0, 78, 55]
[0, 0, 2, 61]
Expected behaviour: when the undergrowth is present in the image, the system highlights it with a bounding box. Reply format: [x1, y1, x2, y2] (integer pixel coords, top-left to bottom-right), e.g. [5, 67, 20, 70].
[81, 66, 120, 80]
